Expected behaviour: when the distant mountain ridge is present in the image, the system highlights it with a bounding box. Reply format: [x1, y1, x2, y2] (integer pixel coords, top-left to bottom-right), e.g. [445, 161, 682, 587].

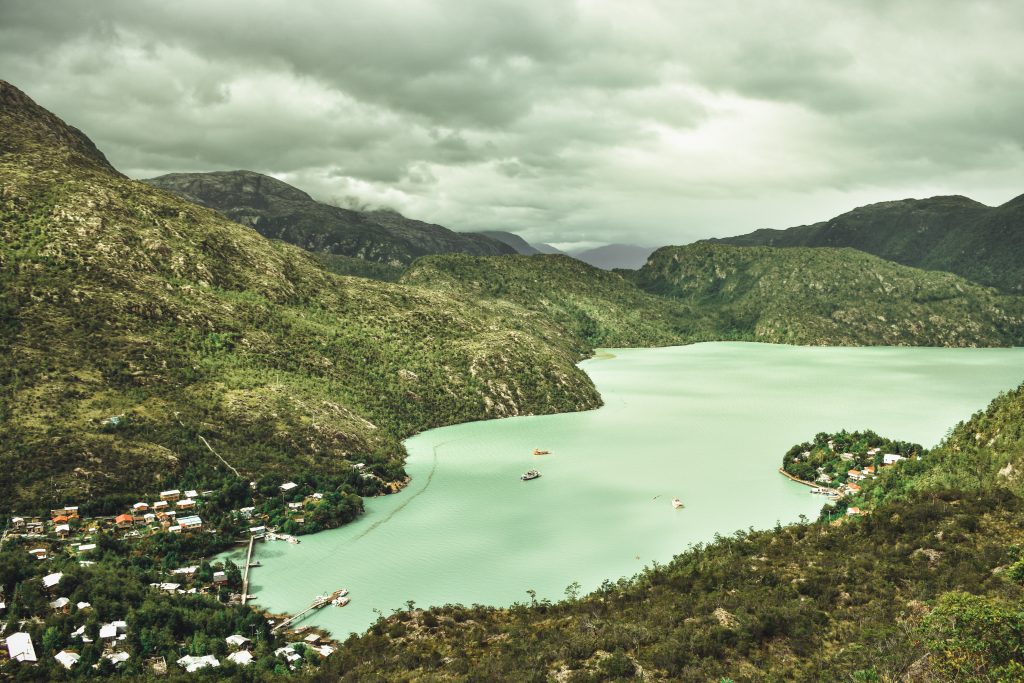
[709, 194, 1024, 292]
[630, 243, 1024, 347]
[569, 243, 655, 270]
[144, 170, 515, 266]
[472, 230, 543, 255]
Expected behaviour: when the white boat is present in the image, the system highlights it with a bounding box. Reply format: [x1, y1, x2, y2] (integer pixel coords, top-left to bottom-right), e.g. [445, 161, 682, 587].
[521, 470, 541, 481]
[672, 498, 684, 509]
[333, 596, 350, 607]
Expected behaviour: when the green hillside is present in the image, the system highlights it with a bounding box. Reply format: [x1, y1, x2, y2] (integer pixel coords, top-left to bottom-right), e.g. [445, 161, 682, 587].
[0, 81, 599, 515]
[401, 253, 717, 347]
[630, 243, 1024, 347]
[323, 382, 1024, 682]
[710, 194, 1024, 293]
[144, 170, 515, 267]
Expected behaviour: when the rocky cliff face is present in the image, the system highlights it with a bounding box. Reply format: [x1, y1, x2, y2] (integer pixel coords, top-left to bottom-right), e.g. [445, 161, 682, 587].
[145, 170, 516, 266]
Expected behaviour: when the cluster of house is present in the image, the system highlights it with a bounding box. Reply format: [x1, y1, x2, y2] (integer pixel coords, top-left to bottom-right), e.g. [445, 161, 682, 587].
[7, 489, 208, 561]
[804, 448, 911, 517]
[172, 631, 335, 672]
[116, 488, 206, 535]
[3, 597, 332, 673]
[2, 571, 131, 670]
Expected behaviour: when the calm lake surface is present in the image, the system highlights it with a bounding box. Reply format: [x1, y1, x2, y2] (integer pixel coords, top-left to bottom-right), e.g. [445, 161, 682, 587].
[227, 343, 1024, 636]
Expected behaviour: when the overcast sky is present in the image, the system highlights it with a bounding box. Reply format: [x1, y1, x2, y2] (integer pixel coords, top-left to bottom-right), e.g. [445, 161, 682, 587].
[2, 1, 1022, 249]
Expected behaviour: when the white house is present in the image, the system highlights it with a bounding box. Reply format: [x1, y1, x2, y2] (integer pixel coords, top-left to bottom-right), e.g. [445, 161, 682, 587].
[279, 482, 298, 492]
[227, 650, 255, 666]
[883, 453, 905, 465]
[6, 632, 37, 662]
[178, 515, 202, 531]
[54, 650, 81, 669]
[226, 634, 252, 649]
[103, 651, 130, 666]
[177, 654, 220, 672]
[42, 572, 63, 589]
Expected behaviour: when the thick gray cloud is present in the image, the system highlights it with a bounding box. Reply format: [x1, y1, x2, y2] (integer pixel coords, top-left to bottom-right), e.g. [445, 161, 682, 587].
[2, 0, 1022, 248]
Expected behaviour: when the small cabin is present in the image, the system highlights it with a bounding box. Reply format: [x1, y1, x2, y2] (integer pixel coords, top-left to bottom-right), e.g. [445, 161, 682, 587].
[159, 490, 181, 502]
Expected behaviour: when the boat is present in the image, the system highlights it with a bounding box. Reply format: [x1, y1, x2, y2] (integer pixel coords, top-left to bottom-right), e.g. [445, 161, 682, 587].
[521, 470, 541, 481]
[671, 498, 684, 509]
[333, 596, 350, 607]
[532, 449, 550, 455]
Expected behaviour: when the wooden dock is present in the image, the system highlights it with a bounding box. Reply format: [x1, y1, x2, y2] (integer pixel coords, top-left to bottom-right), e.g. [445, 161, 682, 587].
[241, 535, 255, 605]
[271, 589, 348, 632]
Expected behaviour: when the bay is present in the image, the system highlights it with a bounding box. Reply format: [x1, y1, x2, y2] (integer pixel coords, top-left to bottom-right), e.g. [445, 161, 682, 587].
[226, 342, 1024, 637]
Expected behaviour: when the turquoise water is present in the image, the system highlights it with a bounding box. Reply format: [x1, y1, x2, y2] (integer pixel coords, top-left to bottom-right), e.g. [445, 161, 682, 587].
[226, 343, 1024, 637]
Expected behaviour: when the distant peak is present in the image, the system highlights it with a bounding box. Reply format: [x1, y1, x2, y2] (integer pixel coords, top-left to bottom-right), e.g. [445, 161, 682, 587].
[145, 170, 313, 203]
[0, 80, 119, 174]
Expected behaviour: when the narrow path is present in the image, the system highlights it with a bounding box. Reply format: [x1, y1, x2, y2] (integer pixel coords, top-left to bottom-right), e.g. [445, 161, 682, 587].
[198, 435, 242, 479]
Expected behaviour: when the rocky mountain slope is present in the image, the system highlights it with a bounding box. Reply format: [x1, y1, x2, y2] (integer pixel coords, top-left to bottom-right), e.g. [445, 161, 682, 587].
[710, 194, 1024, 292]
[630, 243, 1024, 346]
[0, 81, 598, 513]
[402, 254, 709, 347]
[143, 170, 515, 267]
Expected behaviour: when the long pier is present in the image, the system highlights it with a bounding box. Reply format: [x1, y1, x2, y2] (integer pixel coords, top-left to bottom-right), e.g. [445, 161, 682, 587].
[271, 589, 347, 632]
[777, 468, 841, 496]
[241, 535, 255, 605]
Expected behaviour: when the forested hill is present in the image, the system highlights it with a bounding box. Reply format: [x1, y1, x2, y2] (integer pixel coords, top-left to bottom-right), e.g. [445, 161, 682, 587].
[401, 254, 710, 347]
[322, 381, 1024, 682]
[0, 80, 599, 514]
[144, 170, 515, 267]
[629, 243, 1024, 347]
[708, 193, 1024, 292]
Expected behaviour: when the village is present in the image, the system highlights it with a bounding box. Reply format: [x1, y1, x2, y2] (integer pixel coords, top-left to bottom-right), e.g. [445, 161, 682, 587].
[781, 431, 923, 519]
[0, 474, 370, 675]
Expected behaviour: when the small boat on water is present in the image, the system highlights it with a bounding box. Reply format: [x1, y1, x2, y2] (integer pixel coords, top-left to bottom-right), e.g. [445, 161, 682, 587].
[672, 498, 684, 509]
[532, 449, 550, 455]
[521, 470, 541, 481]
[332, 596, 350, 607]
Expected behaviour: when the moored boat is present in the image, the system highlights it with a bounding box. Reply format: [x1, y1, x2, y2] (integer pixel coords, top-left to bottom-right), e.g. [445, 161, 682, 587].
[532, 449, 550, 455]
[672, 498, 684, 509]
[521, 470, 541, 481]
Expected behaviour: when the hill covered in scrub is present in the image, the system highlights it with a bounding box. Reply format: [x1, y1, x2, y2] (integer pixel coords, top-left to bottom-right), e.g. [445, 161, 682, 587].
[709, 193, 1024, 293]
[0, 80, 600, 514]
[401, 253, 715, 347]
[630, 243, 1024, 347]
[143, 170, 515, 267]
[320, 382, 1024, 682]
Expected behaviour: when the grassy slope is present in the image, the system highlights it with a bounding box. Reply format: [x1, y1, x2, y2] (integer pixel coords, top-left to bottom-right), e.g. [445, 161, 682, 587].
[630, 243, 1024, 347]
[400, 253, 717, 348]
[324, 382, 1024, 682]
[0, 81, 599, 514]
[711, 194, 1024, 293]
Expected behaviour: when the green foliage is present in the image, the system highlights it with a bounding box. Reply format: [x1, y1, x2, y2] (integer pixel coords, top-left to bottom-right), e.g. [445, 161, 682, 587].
[712, 193, 1024, 293]
[401, 253, 712, 347]
[922, 592, 1024, 681]
[631, 243, 1024, 346]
